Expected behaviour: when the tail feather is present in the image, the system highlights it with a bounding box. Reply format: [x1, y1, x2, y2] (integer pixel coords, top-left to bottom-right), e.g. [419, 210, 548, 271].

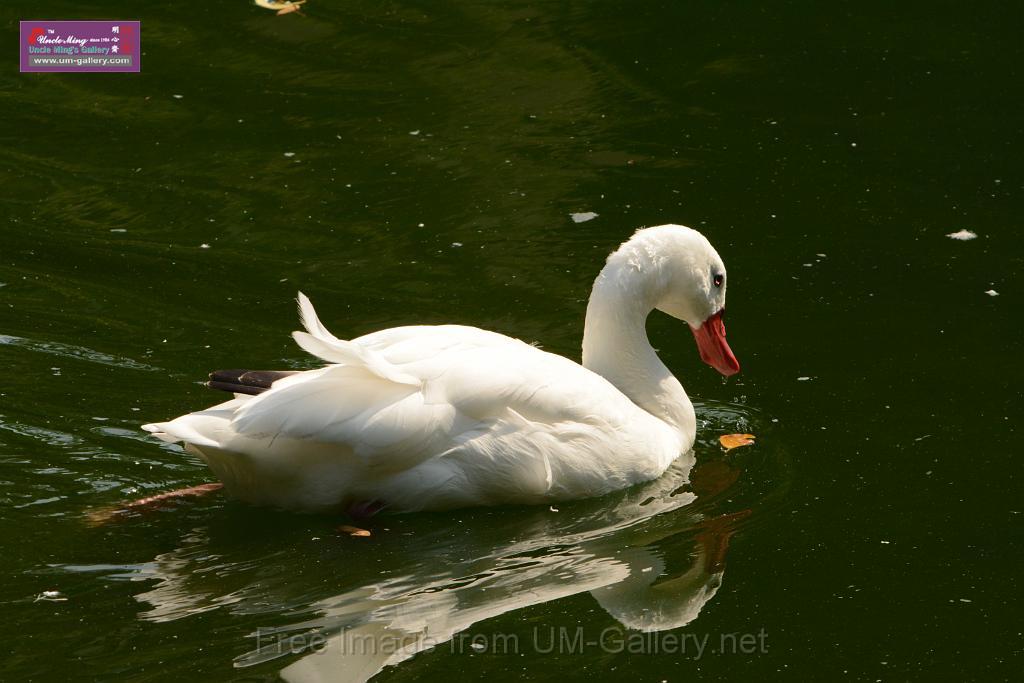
[142, 397, 248, 448]
[292, 293, 420, 386]
[297, 291, 335, 342]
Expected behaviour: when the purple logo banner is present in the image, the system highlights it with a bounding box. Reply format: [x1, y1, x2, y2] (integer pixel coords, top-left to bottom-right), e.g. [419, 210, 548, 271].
[20, 20, 140, 73]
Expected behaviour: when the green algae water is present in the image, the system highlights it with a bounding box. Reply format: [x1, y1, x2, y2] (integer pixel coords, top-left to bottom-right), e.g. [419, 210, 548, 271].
[2, 2, 1021, 680]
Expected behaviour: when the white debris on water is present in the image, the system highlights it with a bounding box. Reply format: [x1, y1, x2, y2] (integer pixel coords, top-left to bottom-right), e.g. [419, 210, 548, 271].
[797, 376, 811, 381]
[35, 590, 66, 602]
[172, 94, 183, 99]
[283, 152, 296, 158]
[451, 242, 463, 247]
[409, 130, 420, 136]
[946, 229, 977, 241]
[984, 289, 999, 296]
[200, 243, 211, 249]
[110, 228, 127, 233]
[570, 212, 599, 223]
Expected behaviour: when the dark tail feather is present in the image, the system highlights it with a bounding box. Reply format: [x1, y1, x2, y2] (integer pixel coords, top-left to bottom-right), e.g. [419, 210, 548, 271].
[207, 369, 301, 395]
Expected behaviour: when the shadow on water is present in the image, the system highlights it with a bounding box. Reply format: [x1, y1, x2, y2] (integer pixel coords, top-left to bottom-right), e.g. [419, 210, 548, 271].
[58, 400, 786, 682]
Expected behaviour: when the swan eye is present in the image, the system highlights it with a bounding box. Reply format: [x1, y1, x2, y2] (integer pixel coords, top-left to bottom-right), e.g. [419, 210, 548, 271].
[713, 273, 724, 288]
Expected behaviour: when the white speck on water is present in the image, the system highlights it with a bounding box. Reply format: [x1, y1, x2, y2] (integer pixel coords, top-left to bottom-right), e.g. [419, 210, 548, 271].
[817, 253, 827, 258]
[91, 417, 109, 422]
[571, 212, 599, 223]
[409, 130, 420, 136]
[549, 505, 559, 512]
[283, 152, 296, 158]
[797, 376, 811, 381]
[200, 243, 211, 249]
[946, 229, 977, 241]
[880, 540, 891, 544]
[451, 242, 463, 247]
[470, 642, 486, 652]
[110, 228, 127, 233]
[641, 566, 653, 573]
[803, 263, 813, 267]
[35, 590, 66, 602]
[984, 289, 999, 297]
[850, 142, 857, 147]
[172, 94, 183, 99]
[959, 598, 972, 603]
[417, 223, 425, 228]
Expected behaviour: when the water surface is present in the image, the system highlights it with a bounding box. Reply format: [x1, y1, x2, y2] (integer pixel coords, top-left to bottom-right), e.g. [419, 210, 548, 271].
[2, 2, 1021, 680]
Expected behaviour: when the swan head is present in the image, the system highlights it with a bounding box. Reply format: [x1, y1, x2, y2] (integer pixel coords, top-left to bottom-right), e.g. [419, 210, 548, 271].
[614, 224, 740, 376]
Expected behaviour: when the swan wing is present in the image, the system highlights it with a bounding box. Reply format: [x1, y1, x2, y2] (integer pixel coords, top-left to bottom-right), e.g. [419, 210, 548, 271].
[228, 297, 638, 476]
[227, 363, 472, 474]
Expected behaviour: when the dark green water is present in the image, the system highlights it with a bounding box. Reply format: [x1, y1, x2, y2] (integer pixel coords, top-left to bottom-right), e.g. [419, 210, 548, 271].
[2, 2, 1021, 681]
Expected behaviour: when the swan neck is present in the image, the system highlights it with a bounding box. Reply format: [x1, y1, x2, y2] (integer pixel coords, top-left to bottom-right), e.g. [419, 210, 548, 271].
[581, 259, 695, 443]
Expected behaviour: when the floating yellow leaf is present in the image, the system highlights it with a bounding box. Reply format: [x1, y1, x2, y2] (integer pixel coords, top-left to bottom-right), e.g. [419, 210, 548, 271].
[337, 524, 371, 537]
[719, 433, 756, 451]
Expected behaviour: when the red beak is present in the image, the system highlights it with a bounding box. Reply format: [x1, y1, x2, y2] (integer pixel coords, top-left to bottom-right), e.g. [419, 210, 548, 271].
[692, 310, 740, 376]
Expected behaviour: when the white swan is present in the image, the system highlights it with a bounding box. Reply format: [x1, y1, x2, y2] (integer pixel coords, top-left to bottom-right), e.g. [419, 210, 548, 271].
[142, 224, 739, 513]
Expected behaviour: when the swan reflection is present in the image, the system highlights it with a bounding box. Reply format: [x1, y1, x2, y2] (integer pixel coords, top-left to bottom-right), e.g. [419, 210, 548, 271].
[121, 447, 751, 682]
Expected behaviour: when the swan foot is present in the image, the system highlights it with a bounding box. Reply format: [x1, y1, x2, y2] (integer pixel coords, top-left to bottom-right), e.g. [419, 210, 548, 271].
[85, 482, 224, 526]
[345, 499, 386, 520]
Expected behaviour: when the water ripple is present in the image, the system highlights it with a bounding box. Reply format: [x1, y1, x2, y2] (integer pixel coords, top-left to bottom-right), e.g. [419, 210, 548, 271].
[0, 334, 160, 372]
